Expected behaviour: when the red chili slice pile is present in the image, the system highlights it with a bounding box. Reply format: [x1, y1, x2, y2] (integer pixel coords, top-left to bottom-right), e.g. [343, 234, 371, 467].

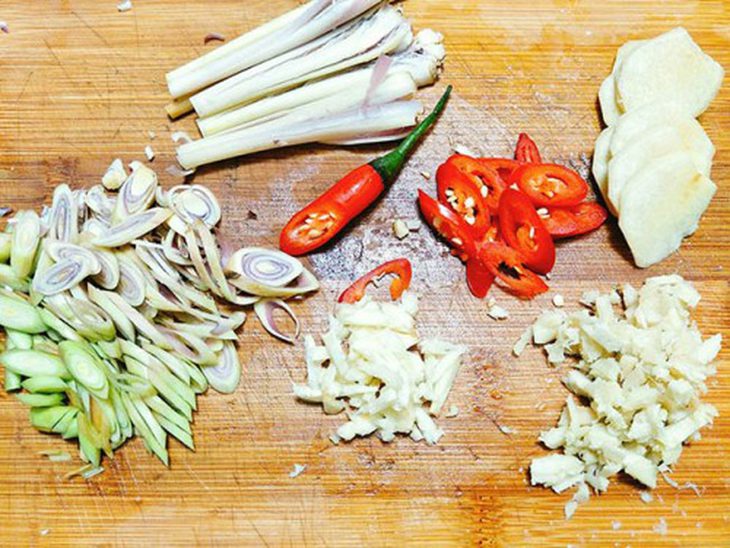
[419, 133, 608, 300]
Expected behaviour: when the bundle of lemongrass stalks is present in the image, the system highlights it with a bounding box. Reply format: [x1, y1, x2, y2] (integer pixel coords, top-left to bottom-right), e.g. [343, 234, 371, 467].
[165, 0, 446, 169]
[0, 161, 318, 469]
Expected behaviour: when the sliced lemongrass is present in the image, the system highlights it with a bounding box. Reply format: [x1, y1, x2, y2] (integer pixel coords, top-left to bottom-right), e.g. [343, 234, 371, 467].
[32, 259, 90, 296]
[141, 342, 191, 384]
[121, 394, 169, 466]
[162, 229, 192, 265]
[21, 376, 68, 393]
[6, 328, 33, 349]
[254, 299, 300, 344]
[10, 210, 41, 279]
[62, 414, 79, 440]
[129, 393, 166, 447]
[102, 158, 127, 190]
[30, 406, 76, 432]
[48, 184, 78, 242]
[154, 412, 194, 450]
[89, 248, 120, 290]
[93, 208, 172, 248]
[194, 222, 238, 300]
[115, 257, 147, 307]
[44, 294, 116, 342]
[133, 241, 181, 283]
[38, 309, 83, 342]
[44, 242, 101, 274]
[103, 290, 170, 348]
[81, 466, 105, 480]
[226, 247, 303, 287]
[185, 361, 208, 394]
[145, 395, 191, 434]
[229, 267, 319, 298]
[38, 449, 73, 462]
[168, 185, 221, 230]
[190, 4, 408, 117]
[177, 99, 422, 169]
[0, 348, 69, 378]
[32, 335, 59, 355]
[4, 369, 22, 392]
[158, 326, 217, 367]
[167, 0, 379, 99]
[112, 163, 158, 223]
[85, 186, 115, 222]
[201, 340, 241, 394]
[86, 285, 136, 341]
[123, 357, 193, 420]
[182, 226, 215, 292]
[0, 263, 30, 291]
[114, 372, 156, 398]
[77, 413, 102, 467]
[0, 232, 11, 262]
[52, 407, 79, 435]
[59, 341, 110, 399]
[94, 338, 122, 360]
[16, 392, 65, 407]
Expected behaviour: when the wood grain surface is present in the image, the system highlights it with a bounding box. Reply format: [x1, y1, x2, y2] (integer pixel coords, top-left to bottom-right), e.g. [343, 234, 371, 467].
[0, 1, 728, 545]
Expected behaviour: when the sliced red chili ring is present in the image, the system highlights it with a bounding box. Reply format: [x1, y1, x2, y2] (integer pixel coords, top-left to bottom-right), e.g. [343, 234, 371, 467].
[438, 155, 507, 215]
[436, 159, 492, 234]
[515, 133, 542, 163]
[477, 158, 521, 183]
[338, 258, 412, 304]
[498, 189, 555, 274]
[540, 202, 608, 239]
[465, 258, 494, 299]
[478, 242, 548, 299]
[418, 190, 477, 260]
[510, 163, 588, 208]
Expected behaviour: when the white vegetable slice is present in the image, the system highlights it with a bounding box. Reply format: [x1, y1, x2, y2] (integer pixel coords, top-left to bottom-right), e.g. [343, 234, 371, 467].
[598, 76, 621, 127]
[618, 153, 716, 268]
[609, 101, 700, 156]
[591, 126, 614, 214]
[201, 341, 241, 394]
[615, 27, 724, 117]
[93, 208, 172, 248]
[607, 123, 713, 209]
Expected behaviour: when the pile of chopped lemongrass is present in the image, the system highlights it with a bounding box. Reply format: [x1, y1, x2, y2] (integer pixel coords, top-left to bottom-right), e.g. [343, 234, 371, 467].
[165, 0, 446, 169]
[0, 161, 318, 469]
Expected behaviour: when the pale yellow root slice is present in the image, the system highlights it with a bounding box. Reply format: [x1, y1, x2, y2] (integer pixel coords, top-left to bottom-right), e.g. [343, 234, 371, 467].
[615, 27, 724, 118]
[592, 126, 615, 215]
[609, 101, 688, 156]
[599, 40, 647, 125]
[618, 152, 716, 268]
[607, 122, 714, 209]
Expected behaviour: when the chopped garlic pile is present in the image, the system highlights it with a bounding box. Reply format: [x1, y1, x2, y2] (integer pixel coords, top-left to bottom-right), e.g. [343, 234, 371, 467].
[294, 293, 467, 445]
[524, 275, 720, 501]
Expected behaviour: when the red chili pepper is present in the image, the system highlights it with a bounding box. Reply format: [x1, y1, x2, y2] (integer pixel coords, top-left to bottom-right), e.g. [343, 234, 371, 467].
[510, 163, 588, 208]
[465, 258, 494, 299]
[279, 86, 452, 256]
[436, 156, 492, 234]
[477, 158, 521, 183]
[514, 133, 542, 163]
[338, 258, 412, 304]
[498, 189, 555, 274]
[478, 242, 548, 299]
[437, 155, 506, 216]
[540, 202, 608, 239]
[417, 190, 477, 259]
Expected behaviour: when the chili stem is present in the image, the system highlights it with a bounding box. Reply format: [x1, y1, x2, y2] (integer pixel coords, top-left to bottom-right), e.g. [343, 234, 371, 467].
[370, 85, 452, 184]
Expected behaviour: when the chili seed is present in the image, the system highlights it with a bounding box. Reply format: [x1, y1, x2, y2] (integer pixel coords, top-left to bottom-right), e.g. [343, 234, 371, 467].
[451, 237, 463, 246]
[307, 229, 323, 238]
[480, 186, 488, 198]
[464, 197, 475, 208]
[465, 216, 476, 226]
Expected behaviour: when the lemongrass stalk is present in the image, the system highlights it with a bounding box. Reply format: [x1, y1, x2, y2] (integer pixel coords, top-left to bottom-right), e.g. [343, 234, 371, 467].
[177, 99, 422, 169]
[165, 96, 194, 119]
[198, 29, 445, 136]
[191, 5, 411, 118]
[11, 210, 40, 279]
[154, 413, 194, 450]
[166, 0, 382, 99]
[203, 71, 416, 139]
[30, 406, 76, 432]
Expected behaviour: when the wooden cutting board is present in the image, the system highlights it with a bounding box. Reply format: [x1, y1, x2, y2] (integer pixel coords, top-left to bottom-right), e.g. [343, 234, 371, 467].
[0, 1, 728, 545]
